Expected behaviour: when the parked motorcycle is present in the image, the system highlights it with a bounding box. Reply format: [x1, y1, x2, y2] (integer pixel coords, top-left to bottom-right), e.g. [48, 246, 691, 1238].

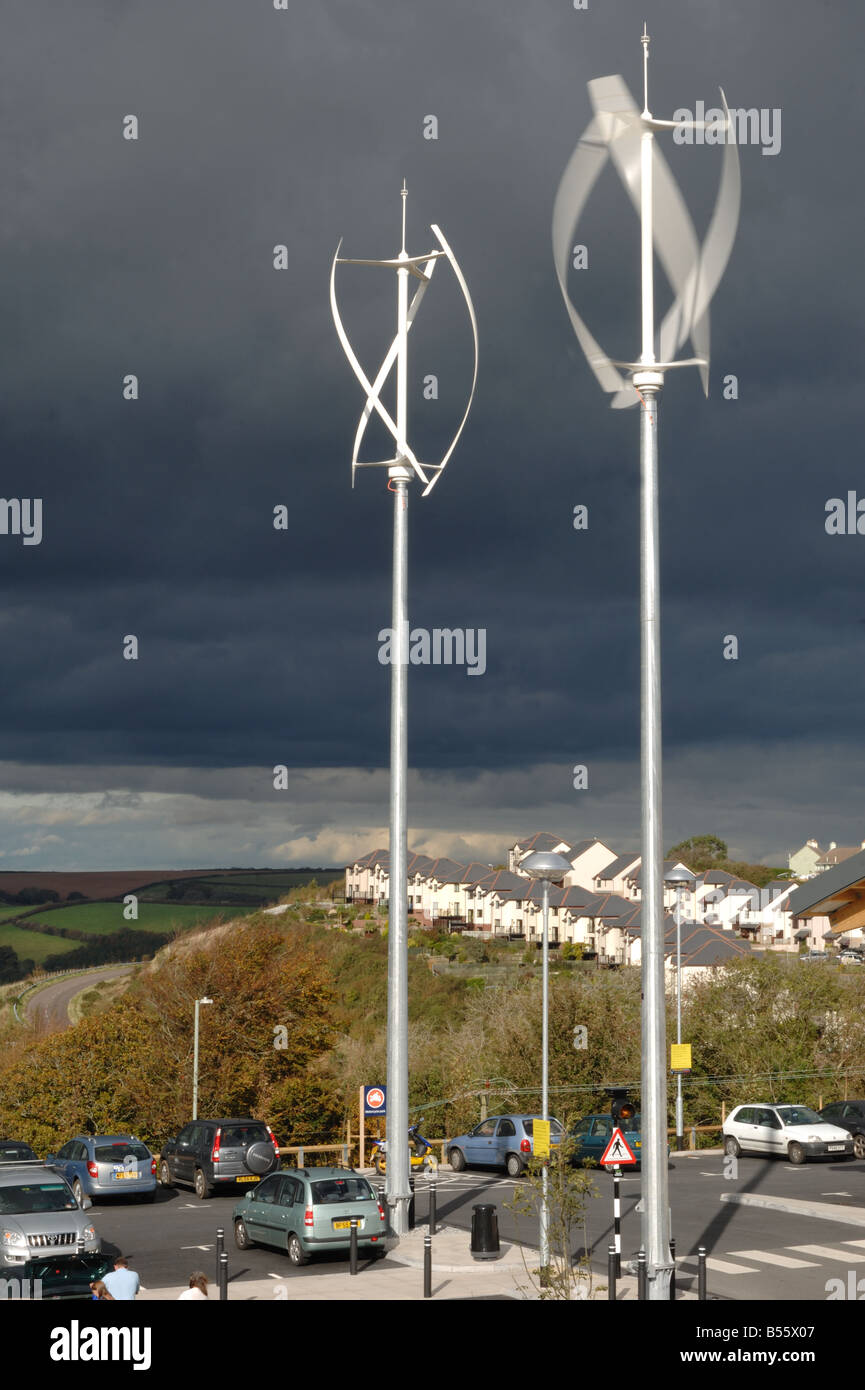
[371, 1124, 437, 1175]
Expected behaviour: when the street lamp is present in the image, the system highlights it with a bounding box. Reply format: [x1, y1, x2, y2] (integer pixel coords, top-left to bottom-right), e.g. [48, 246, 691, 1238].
[664, 867, 695, 1150]
[192, 997, 214, 1121]
[520, 850, 573, 1274]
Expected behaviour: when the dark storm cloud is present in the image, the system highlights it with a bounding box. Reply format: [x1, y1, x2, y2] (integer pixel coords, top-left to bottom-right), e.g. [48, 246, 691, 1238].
[0, 0, 863, 862]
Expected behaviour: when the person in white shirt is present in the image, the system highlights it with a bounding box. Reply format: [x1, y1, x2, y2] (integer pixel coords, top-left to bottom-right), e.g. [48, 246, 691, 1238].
[178, 1271, 209, 1300]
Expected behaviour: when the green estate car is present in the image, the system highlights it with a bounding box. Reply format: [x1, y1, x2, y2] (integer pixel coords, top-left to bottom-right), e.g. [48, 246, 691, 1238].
[233, 1167, 387, 1266]
[569, 1114, 642, 1168]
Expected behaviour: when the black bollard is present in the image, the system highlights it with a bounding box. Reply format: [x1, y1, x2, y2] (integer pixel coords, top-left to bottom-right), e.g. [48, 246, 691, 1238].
[429, 1180, 437, 1237]
[669, 1236, 676, 1301]
[637, 1247, 647, 1301]
[608, 1243, 617, 1301]
[423, 1233, 432, 1298]
[219, 1250, 228, 1301]
[216, 1228, 224, 1289]
[349, 1218, 358, 1276]
[698, 1245, 707, 1301]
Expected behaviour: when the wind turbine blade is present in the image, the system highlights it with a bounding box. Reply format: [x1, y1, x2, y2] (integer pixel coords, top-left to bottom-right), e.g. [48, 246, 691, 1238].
[552, 97, 634, 401]
[422, 224, 479, 496]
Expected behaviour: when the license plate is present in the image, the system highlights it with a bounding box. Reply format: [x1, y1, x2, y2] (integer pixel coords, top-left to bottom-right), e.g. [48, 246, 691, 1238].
[332, 1219, 362, 1231]
[236, 1175, 259, 1182]
[112, 1171, 137, 1180]
[827, 1144, 845, 1151]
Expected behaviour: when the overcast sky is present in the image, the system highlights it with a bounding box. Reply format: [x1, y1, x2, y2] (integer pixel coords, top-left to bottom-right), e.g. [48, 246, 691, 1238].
[0, 0, 862, 871]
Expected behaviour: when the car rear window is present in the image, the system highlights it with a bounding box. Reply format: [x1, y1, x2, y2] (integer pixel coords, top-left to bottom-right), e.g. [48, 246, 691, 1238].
[0, 1183, 77, 1214]
[94, 1142, 150, 1162]
[521, 1119, 564, 1137]
[310, 1178, 376, 1205]
[218, 1125, 269, 1147]
[0, 1145, 35, 1161]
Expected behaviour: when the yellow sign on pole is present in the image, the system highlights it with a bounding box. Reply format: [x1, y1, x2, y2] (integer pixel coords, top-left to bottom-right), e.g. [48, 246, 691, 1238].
[534, 1119, 551, 1158]
[670, 1043, 692, 1073]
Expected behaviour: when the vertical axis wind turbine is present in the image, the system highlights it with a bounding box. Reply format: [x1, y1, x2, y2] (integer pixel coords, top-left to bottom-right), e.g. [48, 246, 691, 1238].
[552, 26, 740, 1298]
[331, 184, 478, 1237]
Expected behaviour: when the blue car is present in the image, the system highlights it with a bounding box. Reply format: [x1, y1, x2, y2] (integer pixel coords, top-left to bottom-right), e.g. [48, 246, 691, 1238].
[46, 1134, 157, 1203]
[446, 1115, 564, 1178]
[569, 1114, 642, 1168]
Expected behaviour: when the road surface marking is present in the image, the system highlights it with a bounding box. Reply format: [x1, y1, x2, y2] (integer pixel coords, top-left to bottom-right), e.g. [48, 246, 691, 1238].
[679, 1255, 760, 1275]
[843, 1238, 865, 1249]
[727, 1250, 817, 1268]
[788, 1244, 865, 1262]
[181, 1244, 213, 1251]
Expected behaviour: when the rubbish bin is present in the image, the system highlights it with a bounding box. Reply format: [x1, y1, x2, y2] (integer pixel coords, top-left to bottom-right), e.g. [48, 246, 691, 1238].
[470, 1203, 500, 1260]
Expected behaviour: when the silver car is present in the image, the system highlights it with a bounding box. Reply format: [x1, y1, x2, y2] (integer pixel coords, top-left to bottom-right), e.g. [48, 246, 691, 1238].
[46, 1134, 157, 1202]
[0, 1164, 100, 1270]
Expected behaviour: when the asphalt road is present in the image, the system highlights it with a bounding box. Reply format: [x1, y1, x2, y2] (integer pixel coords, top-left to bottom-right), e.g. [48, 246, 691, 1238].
[84, 1152, 865, 1300]
[24, 965, 135, 1030]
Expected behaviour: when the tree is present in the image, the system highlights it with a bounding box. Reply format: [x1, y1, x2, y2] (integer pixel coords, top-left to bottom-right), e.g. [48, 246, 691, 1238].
[667, 835, 728, 869]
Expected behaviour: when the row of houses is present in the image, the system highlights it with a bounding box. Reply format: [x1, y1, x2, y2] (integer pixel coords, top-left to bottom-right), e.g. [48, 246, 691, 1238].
[787, 838, 865, 879]
[344, 832, 836, 974]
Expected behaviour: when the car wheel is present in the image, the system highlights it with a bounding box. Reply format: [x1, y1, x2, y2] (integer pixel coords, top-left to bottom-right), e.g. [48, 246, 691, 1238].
[194, 1168, 212, 1199]
[72, 1179, 85, 1204]
[448, 1148, 466, 1172]
[854, 1133, 865, 1161]
[723, 1135, 741, 1158]
[287, 1233, 308, 1267]
[788, 1142, 806, 1166]
[234, 1218, 253, 1251]
[158, 1160, 173, 1188]
[506, 1153, 524, 1178]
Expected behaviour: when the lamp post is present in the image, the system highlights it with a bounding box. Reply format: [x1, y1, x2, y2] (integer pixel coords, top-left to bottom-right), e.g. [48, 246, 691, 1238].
[552, 27, 740, 1298]
[330, 186, 477, 1237]
[665, 866, 695, 1150]
[520, 850, 573, 1274]
[192, 997, 213, 1121]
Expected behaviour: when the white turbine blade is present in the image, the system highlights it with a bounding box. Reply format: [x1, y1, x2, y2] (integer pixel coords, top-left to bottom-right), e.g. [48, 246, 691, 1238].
[351, 258, 438, 477]
[552, 97, 634, 400]
[422, 223, 479, 496]
[330, 242, 431, 488]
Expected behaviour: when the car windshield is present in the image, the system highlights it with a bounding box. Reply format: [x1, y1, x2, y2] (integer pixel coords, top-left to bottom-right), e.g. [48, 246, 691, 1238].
[775, 1107, 822, 1126]
[0, 1183, 77, 1214]
[94, 1142, 150, 1162]
[310, 1178, 376, 1205]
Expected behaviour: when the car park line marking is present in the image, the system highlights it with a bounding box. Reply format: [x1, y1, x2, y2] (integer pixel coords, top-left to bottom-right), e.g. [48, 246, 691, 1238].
[822, 1191, 852, 1197]
[788, 1244, 865, 1262]
[726, 1250, 818, 1269]
[679, 1255, 760, 1276]
[181, 1244, 213, 1251]
[843, 1238, 865, 1249]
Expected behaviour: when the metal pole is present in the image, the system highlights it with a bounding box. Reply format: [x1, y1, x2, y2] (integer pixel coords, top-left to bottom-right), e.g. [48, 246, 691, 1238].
[192, 998, 200, 1121]
[613, 1169, 621, 1277]
[676, 885, 684, 1150]
[385, 193, 412, 1238]
[540, 876, 550, 1273]
[636, 32, 672, 1299]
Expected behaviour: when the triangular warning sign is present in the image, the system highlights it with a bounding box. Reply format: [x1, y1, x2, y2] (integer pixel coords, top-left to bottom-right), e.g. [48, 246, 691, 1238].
[599, 1127, 637, 1166]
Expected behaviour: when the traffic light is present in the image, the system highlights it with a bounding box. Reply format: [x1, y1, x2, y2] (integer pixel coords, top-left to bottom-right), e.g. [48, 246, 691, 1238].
[606, 1088, 637, 1128]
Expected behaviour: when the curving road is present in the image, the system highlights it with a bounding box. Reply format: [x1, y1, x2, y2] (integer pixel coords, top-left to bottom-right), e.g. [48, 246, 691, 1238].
[24, 964, 136, 1030]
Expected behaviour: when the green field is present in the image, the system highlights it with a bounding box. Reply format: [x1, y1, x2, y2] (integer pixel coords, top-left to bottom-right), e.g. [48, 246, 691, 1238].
[0, 923, 70, 965]
[27, 902, 233, 936]
[137, 870, 340, 904]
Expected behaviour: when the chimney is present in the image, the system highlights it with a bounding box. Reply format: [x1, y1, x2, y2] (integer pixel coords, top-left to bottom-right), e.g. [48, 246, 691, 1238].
[829, 842, 837, 851]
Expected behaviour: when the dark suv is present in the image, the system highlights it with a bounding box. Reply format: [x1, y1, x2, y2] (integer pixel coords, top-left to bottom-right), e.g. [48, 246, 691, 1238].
[0, 1139, 38, 1164]
[158, 1118, 280, 1199]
